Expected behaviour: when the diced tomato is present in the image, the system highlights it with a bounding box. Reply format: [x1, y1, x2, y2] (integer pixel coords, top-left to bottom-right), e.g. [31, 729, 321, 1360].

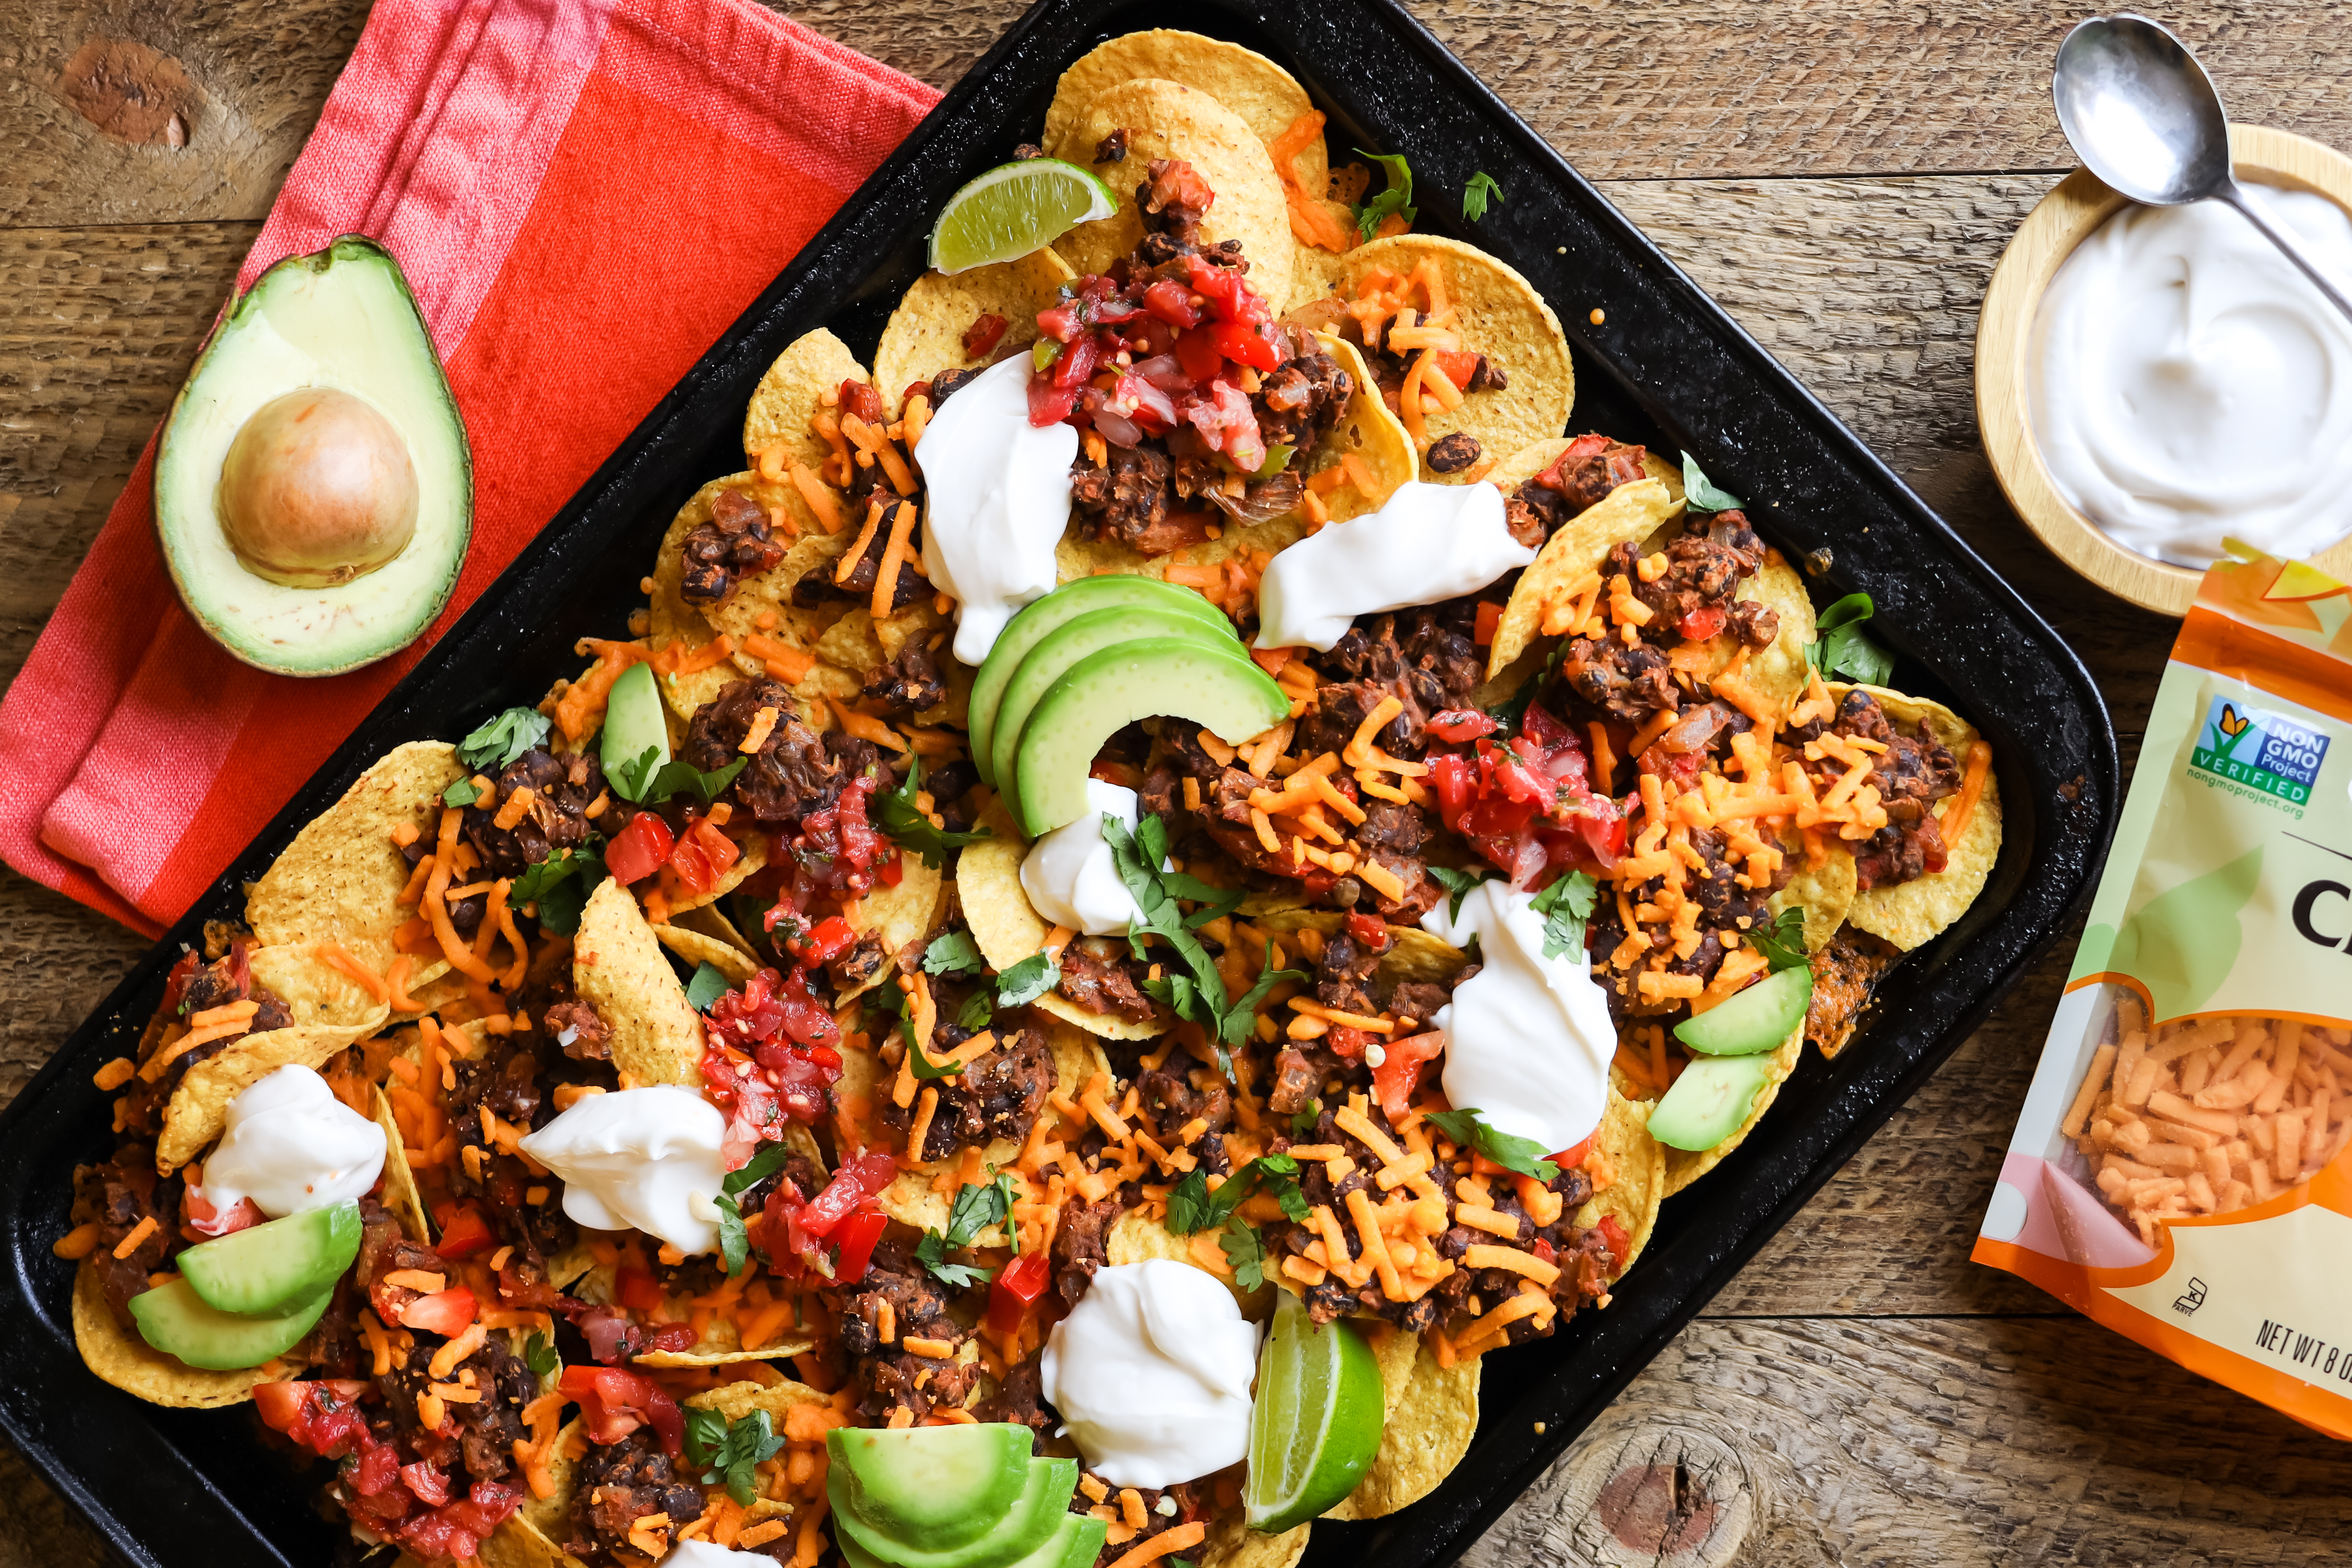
[253, 1380, 310, 1434]
[838, 380, 887, 427]
[1429, 349, 1482, 390]
[877, 851, 904, 887]
[398, 1287, 477, 1338]
[1142, 278, 1201, 327]
[800, 1151, 899, 1241]
[158, 950, 200, 1016]
[1596, 1213, 1631, 1272]
[962, 312, 1008, 360]
[1208, 320, 1280, 372]
[559, 1365, 684, 1452]
[605, 813, 675, 885]
[644, 1323, 699, 1353]
[1429, 752, 1472, 827]
[1345, 912, 1393, 951]
[1173, 324, 1224, 382]
[401, 1462, 452, 1508]
[1458, 795, 1537, 841]
[1677, 603, 1728, 642]
[668, 816, 740, 897]
[782, 917, 856, 966]
[1326, 1025, 1371, 1063]
[1428, 708, 1498, 744]
[1472, 600, 1502, 647]
[987, 1251, 1053, 1335]
[1371, 1033, 1445, 1121]
[431, 1204, 497, 1260]
[1036, 303, 1081, 344]
[1551, 1131, 1597, 1170]
[1186, 255, 1267, 324]
[832, 1209, 888, 1284]
[183, 1181, 261, 1238]
[615, 1266, 661, 1312]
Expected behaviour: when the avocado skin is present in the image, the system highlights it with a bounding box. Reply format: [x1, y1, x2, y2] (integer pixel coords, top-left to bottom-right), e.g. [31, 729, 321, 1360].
[155, 236, 473, 677]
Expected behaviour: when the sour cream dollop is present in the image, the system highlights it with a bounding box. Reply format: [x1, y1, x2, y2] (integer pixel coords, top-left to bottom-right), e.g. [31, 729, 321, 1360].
[2030, 183, 2352, 567]
[516, 1085, 729, 1256]
[916, 354, 1079, 665]
[1039, 1260, 1258, 1487]
[199, 1065, 387, 1218]
[663, 1542, 778, 1568]
[1422, 880, 1614, 1155]
[1020, 779, 1152, 936]
[1254, 480, 1533, 652]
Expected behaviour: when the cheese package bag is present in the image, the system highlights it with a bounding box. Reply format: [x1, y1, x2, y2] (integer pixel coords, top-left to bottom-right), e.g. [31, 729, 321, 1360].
[1975, 544, 2352, 1438]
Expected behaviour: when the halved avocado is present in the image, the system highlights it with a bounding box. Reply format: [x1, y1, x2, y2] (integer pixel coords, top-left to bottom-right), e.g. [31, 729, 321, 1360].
[989, 606, 1239, 803]
[155, 236, 472, 676]
[1014, 635, 1291, 836]
[827, 1422, 1035, 1551]
[971, 576, 1235, 786]
[128, 1276, 333, 1370]
[829, 1454, 1078, 1568]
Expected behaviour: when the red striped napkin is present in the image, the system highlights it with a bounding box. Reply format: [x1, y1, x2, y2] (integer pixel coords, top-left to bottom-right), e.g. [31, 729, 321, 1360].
[0, 0, 939, 935]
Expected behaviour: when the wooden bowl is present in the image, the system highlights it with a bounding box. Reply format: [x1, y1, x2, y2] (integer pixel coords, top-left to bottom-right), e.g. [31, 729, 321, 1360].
[1975, 125, 2352, 616]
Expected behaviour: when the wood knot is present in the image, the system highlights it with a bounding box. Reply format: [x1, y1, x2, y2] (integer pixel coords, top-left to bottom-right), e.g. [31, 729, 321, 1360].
[56, 37, 199, 148]
[1462, 1423, 1764, 1568]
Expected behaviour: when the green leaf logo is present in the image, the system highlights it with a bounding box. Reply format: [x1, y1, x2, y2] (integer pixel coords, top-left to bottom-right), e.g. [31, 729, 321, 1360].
[2106, 846, 2263, 1019]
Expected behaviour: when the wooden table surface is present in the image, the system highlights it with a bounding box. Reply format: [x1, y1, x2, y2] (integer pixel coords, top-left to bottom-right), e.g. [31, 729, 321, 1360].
[6, 2, 2352, 1563]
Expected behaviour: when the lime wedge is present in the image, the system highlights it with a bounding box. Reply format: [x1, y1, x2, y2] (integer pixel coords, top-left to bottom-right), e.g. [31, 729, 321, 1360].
[1244, 1289, 1387, 1532]
[929, 159, 1118, 275]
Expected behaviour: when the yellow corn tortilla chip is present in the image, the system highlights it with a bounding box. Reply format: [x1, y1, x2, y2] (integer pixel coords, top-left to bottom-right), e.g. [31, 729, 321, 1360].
[247, 742, 464, 971]
[514, 1416, 584, 1540]
[1245, 907, 1465, 992]
[871, 250, 1074, 416]
[632, 1324, 818, 1368]
[1767, 838, 1858, 955]
[1838, 684, 2002, 951]
[1047, 77, 1294, 311]
[743, 326, 870, 469]
[1486, 476, 1680, 679]
[572, 878, 704, 1087]
[957, 801, 1167, 1040]
[374, 1086, 433, 1244]
[1336, 235, 1574, 482]
[866, 1018, 1108, 1240]
[1660, 1020, 1803, 1197]
[480, 1514, 578, 1568]
[654, 923, 760, 987]
[1046, 30, 1316, 173]
[685, 1376, 833, 1421]
[71, 1257, 282, 1409]
[158, 1010, 391, 1170]
[840, 851, 945, 1003]
[1198, 1511, 1312, 1568]
[1725, 553, 1819, 715]
[1106, 1207, 1275, 1319]
[245, 943, 401, 1029]
[1576, 1089, 1665, 1271]
[649, 475, 815, 720]
[1323, 1338, 1479, 1519]
[669, 901, 759, 961]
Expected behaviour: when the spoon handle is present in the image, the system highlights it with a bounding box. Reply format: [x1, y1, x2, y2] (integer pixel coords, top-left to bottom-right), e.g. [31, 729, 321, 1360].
[2218, 181, 2352, 330]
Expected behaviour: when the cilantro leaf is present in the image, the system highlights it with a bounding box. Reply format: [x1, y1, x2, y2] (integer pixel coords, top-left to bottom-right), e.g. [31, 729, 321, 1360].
[956, 989, 994, 1033]
[1486, 636, 1574, 736]
[685, 1408, 786, 1507]
[723, 1141, 796, 1199]
[1806, 591, 1896, 686]
[922, 931, 986, 977]
[611, 747, 746, 807]
[1747, 906, 1809, 972]
[1462, 171, 1503, 222]
[1427, 863, 1499, 923]
[459, 707, 552, 773]
[684, 962, 729, 1012]
[683, 1407, 729, 1470]
[877, 756, 991, 869]
[1680, 452, 1745, 513]
[1528, 871, 1599, 962]
[713, 1141, 796, 1276]
[1220, 1218, 1268, 1291]
[509, 844, 606, 937]
[523, 1332, 559, 1382]
[1422, 1107, 1561, 1181]
[917, 1173, 1013, 1288]
[1351, 149, 1417, 242]
[1105, 815, 1297, 1077]
[442, 778, 480, 808]
[1290, 1101, 1321, 1138]
[994, 951, 1060, 1009]
[1165, 1155, 1303, 1235]
[1221, 943, 1307, 1052]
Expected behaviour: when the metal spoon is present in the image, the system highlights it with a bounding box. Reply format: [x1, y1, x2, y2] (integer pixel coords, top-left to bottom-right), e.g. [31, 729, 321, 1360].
[2051, 12, 2352, 327]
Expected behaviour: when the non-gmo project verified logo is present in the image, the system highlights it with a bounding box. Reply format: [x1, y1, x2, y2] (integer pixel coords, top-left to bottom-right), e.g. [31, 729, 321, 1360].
[2191, 698, 2331, 806]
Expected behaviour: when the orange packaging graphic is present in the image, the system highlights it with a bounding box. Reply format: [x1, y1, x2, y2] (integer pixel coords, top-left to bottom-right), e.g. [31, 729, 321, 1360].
[1975, 545, 2352, 1439]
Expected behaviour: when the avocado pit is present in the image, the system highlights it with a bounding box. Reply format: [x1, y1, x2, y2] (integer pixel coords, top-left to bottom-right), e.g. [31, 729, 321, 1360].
[216, 386, 419, 588]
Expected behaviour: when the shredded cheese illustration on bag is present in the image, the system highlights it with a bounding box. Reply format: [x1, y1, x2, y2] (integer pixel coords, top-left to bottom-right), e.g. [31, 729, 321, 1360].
[1977, 544, 2352, 1438]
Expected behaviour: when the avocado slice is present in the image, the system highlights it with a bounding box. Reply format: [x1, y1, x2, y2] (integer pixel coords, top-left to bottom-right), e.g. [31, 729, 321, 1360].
[830, 1453, 1078, 1568]
[600, 661, 672, 789]
[971, 576, 1235, 787]
[179, 1199, 362, 1318]
[989, 607, 1241, 804]
[1648, 1051, 1780, 1151]
[1013, 637, 1291, 837]
[836, 1512, 1106, 1568]
[1674, 965, 1814, 1056]
[128, 1276, 333, 1370]
[154, 236, 471, 677]
[826, 1422, 1035, 1552]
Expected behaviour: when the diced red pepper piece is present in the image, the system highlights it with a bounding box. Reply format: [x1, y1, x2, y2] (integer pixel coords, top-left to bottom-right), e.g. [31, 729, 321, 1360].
[1677, 603, 1728, 641]
[832, 1209, 888, 1283]
[1371, 1033, 1445, 1122]
[783, 916, 856, 966]
[987, 1251, 1053, 1335]
[432, 1203, 498, 1260]
[605, 813, 675, 885]
[962, 312, 1008, 359]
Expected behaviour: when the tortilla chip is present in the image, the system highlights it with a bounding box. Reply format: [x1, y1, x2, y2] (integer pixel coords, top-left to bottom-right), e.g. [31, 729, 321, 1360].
[158, 1010, 391, 1170]
[957, 801, 1167, 1040]
[1323, 1339, 1479, 1519]
[245, 943, 401, 1029]
[841, 853, 945, 1003]
[1486, 476, 1679, 679]
[1841, 684, 2002, 951]
[669, 901, 760, 962]
[698, 523, 895, 701]
[479, 1515, 579, 1568]
[1105, 1207, 1275, 1319]
[871, 250, 1074, 416]
[1048, 77, 1294, 311]
[1729, 553, 1819, 714]
[668, 830, 767, 915]
[632, 1326, 817, 1368]
[1767, 842, 1858, 955]
[71, 1257, 281, 1408]
[572, 878, 704, 1087]
[654, 924, 760, 987]
[1660, 1021, 1803, 1197]
[247, 742, 464, 970]
[1577, 1089, 1665, 1271]
[1337, 235, 1574, 482]
[685, 1376, 834, 1421]
[374, 1086, 433, 1244]
[1047, 29, 1315, 168]
[1246, 907, 1466, 992]
[1198, 1510, 1312, 1568]
[743, 326, 870, 469]
[869, 1019, 1107, 1239]
[649, 475, 811, 720]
